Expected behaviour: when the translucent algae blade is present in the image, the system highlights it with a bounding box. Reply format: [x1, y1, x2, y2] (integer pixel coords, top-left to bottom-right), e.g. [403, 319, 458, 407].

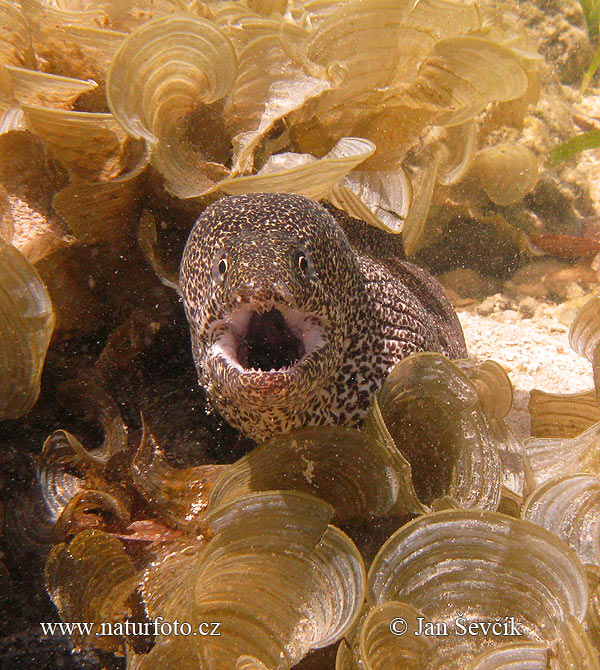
[0, 239, 55, 420]
[107, 16, 237, 198]
[133, 491, 365, 669]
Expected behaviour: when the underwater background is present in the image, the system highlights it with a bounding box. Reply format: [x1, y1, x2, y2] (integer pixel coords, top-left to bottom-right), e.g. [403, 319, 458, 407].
[2, 0, 600, 668]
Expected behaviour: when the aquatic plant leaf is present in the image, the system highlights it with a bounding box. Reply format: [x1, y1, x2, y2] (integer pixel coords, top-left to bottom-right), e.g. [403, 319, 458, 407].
[299, 0, 353, 28]
[579, 0, 600, 39]
[398, 37, 528, 116]
[402, 153, 441, 257]
[306, 0, 414, 77]
[198, 493, 363, 666]
[37, 430, 86, 521]
[219, 137, 375, 199]
[405, 0, 481, 40]
[587, 566, 600, 650]
[225, 31, 330, 173]
[132, 421, 227, 529]
[55, 380, 128, 465]
[284, 0, 487, 169]
[127, 636, 199, 670]
[218, 13, 287, 49]
[0, 1, 35, 69]
[247, 0, 287, 15]
[303, 524, 367, 648]
[18, 21, 124, 99]
[304, 0, 479, 114]
[20, 0, 107, 30]
[556, 616, 600, 669]
[236, 656, 271, 670]
[5, 456, 75, 559]
[0, 239, 54, 420]
[368, 510, 589, 668]
[212, 2, 256, 27]
[523, 474, 600, 567]
[39, 416, 132, 540]
[54, 488, 132, 540]
[47, 25, 127, 77]
[470, 144, 538, 206]
[344, 105, 436, 173]
[365, 352, 502, 511]
[137, 492, 364, 669]
[0, 130, 70, 264]
[496, 420, 532, 509]
[294, 1, 436, 145]
[107, 16, 237, 198]
[569, 295, 600, 402]
[5, 65, 97, 109]
[98, 0, 193, 32]
[468, 619, 600, 669]
[582, 41, 600, 93]
[456, 358, 513, 420]
[548, 131, 600, 168]
[356, 602, 433, 669]
[46, 529, 139, 651]
[0, 104, 25, 135]
[137, 209, 180, 290]
[437, 119, 477, 186]
[207, 425, 410, 520]
[140, 539, 207, 628]
[570, 295, 600, 363]
[467, 643, 550, 669]
[41, 429, 86, 468]
[212, 4, 282, 51]
[329, 169, 412, 233]
[526, 422, 600, 486]
[52, 142, 149, 244]
[22, 106, 132, 179]
[455, 360, 528, 503]
[529, 389, 600, 438]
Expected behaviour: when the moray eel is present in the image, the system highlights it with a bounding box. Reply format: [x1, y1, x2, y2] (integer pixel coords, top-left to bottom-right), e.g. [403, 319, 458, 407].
[180, 193, 466, 442]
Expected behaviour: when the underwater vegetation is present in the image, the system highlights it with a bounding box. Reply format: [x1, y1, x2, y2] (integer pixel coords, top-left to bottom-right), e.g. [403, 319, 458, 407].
[549, 0, 600, 166]
[23, 315, 600, 669]
[0, 0, 543, 257]
[2, 0, 600, 668]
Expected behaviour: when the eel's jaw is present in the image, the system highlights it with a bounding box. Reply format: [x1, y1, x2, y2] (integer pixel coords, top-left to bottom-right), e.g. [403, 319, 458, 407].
[207, 303, 327, 382]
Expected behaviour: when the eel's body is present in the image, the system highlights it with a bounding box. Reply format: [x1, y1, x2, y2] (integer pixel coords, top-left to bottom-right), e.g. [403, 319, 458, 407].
[180, 193, 466, 442]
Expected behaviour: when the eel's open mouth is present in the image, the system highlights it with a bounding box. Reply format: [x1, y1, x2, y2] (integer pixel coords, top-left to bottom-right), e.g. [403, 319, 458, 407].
[210, 304, 325, 373]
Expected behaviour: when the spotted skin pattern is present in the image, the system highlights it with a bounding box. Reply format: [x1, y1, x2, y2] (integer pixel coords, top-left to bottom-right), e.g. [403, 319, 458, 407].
[180, 193, 466, 442]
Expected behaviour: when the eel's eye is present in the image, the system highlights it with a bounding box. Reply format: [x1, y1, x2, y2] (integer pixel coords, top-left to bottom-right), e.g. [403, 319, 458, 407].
[212, 250, 228, 283]
[294, 248, 313, 277]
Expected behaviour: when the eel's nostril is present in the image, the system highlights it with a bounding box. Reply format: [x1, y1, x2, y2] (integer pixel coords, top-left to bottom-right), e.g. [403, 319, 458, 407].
[229, 281, 293, 308]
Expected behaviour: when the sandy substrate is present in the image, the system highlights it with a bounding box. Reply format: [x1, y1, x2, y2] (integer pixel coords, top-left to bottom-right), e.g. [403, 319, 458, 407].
[458, 302, 594, 440]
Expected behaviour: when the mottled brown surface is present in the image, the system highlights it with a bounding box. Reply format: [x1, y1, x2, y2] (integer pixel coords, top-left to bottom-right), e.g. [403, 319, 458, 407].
[180, 193, 466, 441]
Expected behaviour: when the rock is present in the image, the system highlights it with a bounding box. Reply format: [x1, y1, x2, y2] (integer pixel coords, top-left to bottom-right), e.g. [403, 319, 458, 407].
[505, 279, 550, 300]
[518, 296, 538, 318]
[544, 264, 599, 300]
[506, 258, 600, 302]
[507, 0, 593, 85]
[510, 258, 567, 285]
[438, 268, 502, 300]
[476, 293, 513, 316]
